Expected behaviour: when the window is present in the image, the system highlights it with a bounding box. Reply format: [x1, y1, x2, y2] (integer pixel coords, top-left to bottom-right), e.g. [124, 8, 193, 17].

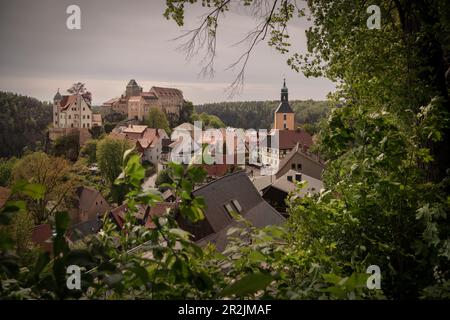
[87, 123, 90, 128]
[224, 203, 234, 215]
[87, 115, 90, 119]
[297, 163, 302, 170]
[295, 174, 302, 181]
[284, 123, 287, 129]
[231, 200, 242, 213]
[83, 115, 85, 119]
[283, 114, 287, 120]
[83, 123, 85, 128]
[287, 175, 293, 182]
[291, 163, 296, 169]
[68, 115, 71, 119]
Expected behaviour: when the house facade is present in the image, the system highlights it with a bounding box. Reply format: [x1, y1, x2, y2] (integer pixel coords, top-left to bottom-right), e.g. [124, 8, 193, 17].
[53, 91, 94, 129]
[110, 125, 169, 166]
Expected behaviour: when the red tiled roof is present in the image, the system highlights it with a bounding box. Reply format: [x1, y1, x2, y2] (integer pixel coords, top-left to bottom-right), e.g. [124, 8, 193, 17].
[59, 95, 77, 111]
[145, 202, 175, 229]
[269, 129, 313, 150]
[151, 86, 183, 98]
[31, 224, 53, 253]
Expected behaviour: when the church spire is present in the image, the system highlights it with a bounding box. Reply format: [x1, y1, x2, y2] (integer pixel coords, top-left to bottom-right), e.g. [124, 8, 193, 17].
[281, 78, 289, 103]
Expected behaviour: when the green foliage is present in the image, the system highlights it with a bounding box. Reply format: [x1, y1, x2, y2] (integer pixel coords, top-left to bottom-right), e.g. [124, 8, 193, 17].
[52, 134, 80, 162]
[191, 112, 225, 128]
[195, 100, 330, 130]
[145, 108, 171, 134]
[155, 168, 173, 189]
[179, 100, 194, 124]
[96, 138, 131, 186]
[11, 152, 75, 225]
[0, 92, 52, 158]
[0, 157, 17, 187]
[80, 140, 98, 165]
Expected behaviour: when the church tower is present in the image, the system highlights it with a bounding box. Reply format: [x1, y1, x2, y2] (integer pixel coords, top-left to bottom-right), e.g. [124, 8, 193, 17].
[274, 79, 295, 130]
[53, 88, 62, 127]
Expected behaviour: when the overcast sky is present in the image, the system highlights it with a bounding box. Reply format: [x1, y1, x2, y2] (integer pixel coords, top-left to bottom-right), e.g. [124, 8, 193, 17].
[0, 0, 334, 105]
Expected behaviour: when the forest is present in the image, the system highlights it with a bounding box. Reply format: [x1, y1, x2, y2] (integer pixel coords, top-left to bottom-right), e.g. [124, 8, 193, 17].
[0, 92, 52, 158]
[195, 100, 330, 132]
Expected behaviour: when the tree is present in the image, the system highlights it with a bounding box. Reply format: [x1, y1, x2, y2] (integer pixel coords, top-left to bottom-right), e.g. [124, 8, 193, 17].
[164, 0, 450, 299]
[52, 134, 80, 162]
[80, 140, 98, 165]
[96, 138, 131, 186]
[0, 157, 17, 187]
[145, 108, 171, 134]
[0, 92, 52, 158]
[67, 82, 92, 104]
[155, 168, 173, 190]
[179, 100, 194, 124]
[191, 112, 225, 128]
[11, 152, 76, 224]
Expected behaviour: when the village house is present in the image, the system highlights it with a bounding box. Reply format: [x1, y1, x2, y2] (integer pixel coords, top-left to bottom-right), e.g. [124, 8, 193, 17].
[256, 170, 324, 214]
[110, 124, 170, 166]
[66, 186, 110, 240]
[252, 143, 325, 213]
[177, 171, 285, 252]
[102, 79, 184, 123]
[108, 202, 175, 230]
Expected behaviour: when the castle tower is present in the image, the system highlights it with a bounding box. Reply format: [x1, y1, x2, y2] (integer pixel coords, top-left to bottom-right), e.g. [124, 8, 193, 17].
[125, 79, 143, 97]
[53, 88, 62, 127]
[274, 79, 295, 130]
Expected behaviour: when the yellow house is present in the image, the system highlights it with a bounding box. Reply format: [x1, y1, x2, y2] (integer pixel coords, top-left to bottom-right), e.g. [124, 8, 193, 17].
[274, 79, 295, 130]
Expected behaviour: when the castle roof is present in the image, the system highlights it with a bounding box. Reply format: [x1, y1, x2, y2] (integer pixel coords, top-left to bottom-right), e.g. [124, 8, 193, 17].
[150, 86, 183, 98]
[127, 79, 139, 87]
[54, 89, 62, 101]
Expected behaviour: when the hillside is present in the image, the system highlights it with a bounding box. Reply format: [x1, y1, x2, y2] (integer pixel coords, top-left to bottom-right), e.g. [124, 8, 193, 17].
[0, 92, 52, 157]
[195, 100, 330, 132]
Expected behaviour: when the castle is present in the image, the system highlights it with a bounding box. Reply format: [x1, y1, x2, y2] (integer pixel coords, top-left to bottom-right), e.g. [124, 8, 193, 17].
[50, 90, 101, 145]
[102, 79, 184, 123]
[53, 90, 94, 129]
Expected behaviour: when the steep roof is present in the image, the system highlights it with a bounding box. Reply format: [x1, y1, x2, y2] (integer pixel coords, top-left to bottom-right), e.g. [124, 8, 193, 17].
[54, 89, 62, 101]
[127, 79, 139, 87]
[277, 142, 325, 173]
[123, 125, 147, 134]
[270, 129, 314, 150]
[190, 171, 285, 250]
[58, 94, 91, 111]
[31, 224, 53, 253]
[268, 169, 323, 195]
[144, 202, 176, 229]
[151, 86, 183, 98]
[275, 101, 294, 113]
[76, 186, 108, 214]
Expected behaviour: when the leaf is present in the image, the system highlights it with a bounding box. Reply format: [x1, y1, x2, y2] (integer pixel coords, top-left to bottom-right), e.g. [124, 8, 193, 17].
[218, 272, 274, 297]
[55, 211, 70, 234]
[12, 181, 46, 200]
